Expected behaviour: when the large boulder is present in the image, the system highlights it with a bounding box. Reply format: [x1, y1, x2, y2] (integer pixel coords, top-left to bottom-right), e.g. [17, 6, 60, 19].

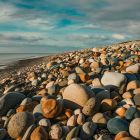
[63, 84, 94, 109]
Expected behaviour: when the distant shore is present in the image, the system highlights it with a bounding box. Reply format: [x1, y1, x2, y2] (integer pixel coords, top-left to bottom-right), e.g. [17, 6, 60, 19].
[0, 39, 140, 81]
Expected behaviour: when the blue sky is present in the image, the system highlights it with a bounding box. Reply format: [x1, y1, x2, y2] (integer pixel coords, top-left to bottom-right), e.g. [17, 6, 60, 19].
[0, 0, 140, 53]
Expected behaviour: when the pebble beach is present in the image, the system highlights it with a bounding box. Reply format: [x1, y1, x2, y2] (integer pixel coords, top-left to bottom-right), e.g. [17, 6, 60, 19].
[0, 40, 140, 140]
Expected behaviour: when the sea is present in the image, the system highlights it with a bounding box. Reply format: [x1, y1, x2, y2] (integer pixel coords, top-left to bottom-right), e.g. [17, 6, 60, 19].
[0, 53, 51, 69]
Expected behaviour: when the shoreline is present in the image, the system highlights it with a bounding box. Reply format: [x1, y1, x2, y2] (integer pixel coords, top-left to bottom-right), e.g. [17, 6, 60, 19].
[0, 39, 140, 81]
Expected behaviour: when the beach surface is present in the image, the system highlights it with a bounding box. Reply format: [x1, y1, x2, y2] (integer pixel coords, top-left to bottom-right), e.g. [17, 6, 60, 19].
[0, 40, 140, 140]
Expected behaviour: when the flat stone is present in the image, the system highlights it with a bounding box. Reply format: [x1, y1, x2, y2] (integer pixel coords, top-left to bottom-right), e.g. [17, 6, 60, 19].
[101, 72, 126, 87]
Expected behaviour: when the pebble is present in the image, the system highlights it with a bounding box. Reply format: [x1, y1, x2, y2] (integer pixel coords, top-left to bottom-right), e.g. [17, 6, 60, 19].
[125, 107, 136, 120]
[133, 93, 140, 106]
[92, 113, 107, 127]
[126, 63, 140, 73]
[101, 72, 127, 87]
[63, 84, 92, 109]
[115, 107, 126, 117]
[38, 118, 51, 128]
[129, 118, 140, 139]
[41, 97, 63, 118]
[107, 118, 129, 134]
[0, 92, 26, 116]
[66, 126, 80, 140]
[114, 131, 129, 140]
[80, 121, 97, 140]
[49, 124, 62, 139]
[126, 80, 140, 91]
[30, 126, 49, 140]
[67, 115, 77, 127]
[77, 113, 85, 125]
[82, 97, 96, 116]
[7, 112, 35, 139]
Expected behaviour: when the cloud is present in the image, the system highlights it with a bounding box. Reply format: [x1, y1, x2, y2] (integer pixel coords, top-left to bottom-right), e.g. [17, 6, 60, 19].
[112, 34, 126, 40]
[0, 0, 139, 53]
[0, 3, 17, 22]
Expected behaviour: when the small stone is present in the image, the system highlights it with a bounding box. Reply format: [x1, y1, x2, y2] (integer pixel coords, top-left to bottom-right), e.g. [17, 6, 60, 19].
[74, 109, 82, 115]
[82, 97, 96, 116]
[77, 113, 85, 125]
[41, 97, 63, 118]
[133, 93, 140, 106]
[39, 118, 51, 128]
[115, 107, 126, 117]
[133, 88, 140, 95]
[107, 118, 129, 134]
[66, 126, 80, 140]
[125, 107, 136, 120]
[101, 99, 117, 112]
[115, 131, 129, 140]
[78, 73, 90, 82]
[122, 92, 133, 99]
[65, 109, 73, 118]
[30, 126, 49, 140]
[92, 78, 102, 87]
[27, 72, 37, 82]
[67, 115, 77, 127]
[8, 112, 35, 139]
[126, 80, 140, 91]
[31, 79, 38, 86]
[122, 99, 135, 106]
[80, 121, 97, 140]
[129, 118, 140, 139]
[92, 113, 107, 127]
[126, 63, 140, 73]
[101, 72, 127, 87]
[49, 124, 62, 139]
[33, 104, 43, 118]
[75, 67, 85, 74]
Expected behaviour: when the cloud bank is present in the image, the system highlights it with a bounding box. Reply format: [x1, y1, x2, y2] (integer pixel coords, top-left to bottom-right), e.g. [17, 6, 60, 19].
[0, 0, 139, 53]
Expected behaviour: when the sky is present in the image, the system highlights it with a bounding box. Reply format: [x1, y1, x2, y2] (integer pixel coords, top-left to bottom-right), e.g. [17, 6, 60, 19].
[0, 0, 140, 53]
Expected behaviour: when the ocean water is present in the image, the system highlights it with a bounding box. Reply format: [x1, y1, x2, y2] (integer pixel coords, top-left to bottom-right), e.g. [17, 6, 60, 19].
[0, 53, 51, 69]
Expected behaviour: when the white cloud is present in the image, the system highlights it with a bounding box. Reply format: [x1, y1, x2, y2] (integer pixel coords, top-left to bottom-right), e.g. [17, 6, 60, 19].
[0, 3, 17, 22]
[112, 34, 126, 40]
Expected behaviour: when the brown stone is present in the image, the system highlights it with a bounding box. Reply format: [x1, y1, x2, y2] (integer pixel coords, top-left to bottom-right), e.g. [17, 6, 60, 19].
[30, 126, 49, 140]
[115, 107, 126, 117]
[115, 131, 129, 140]
[78, 73, 90, 82]
[41, 97, 63, 118]
[122, 92, 133, 99]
